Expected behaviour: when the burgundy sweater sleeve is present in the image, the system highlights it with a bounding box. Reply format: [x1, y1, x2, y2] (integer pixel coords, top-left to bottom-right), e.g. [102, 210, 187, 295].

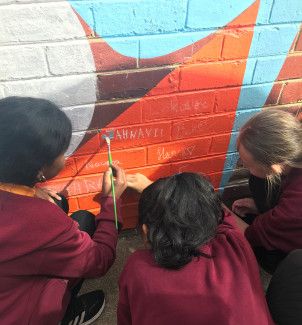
[245, 183, 302, 252]
[36, 196, 122, 278]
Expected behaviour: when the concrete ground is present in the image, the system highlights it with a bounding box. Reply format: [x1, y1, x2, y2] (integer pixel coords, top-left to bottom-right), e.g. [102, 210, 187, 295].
[80, 230, 272, 325]
[79, 230, 144, 325]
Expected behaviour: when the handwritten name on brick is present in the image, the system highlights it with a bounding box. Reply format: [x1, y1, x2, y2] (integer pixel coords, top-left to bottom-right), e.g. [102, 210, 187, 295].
[114, 127, 164, 140]
[157, 145, 196, 161]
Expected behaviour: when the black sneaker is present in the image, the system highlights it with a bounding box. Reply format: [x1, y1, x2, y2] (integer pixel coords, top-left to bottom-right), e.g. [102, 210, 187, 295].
[61, 290, 105, 325]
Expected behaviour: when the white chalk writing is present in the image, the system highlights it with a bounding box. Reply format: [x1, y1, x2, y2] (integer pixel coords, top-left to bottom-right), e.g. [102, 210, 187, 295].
[157, 145, 196, 161]
[85, 160, 120, 170]
[115, 127, 164, 140]
[174, 119, 208, 138]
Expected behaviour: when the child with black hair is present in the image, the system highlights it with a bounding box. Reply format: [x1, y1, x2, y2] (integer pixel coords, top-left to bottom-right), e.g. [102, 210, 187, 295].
[118, 173, 273, 325]
[0, 96, 127, 325]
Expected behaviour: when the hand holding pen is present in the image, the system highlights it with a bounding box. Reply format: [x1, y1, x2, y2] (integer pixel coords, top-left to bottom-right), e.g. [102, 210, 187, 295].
[102, 163, 127, 199]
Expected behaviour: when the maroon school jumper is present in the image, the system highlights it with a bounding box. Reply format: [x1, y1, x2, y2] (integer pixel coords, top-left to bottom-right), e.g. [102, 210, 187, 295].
[118, 212, 274, 325]
[0, 190, 121, 325]
[245, 168, 302, 252]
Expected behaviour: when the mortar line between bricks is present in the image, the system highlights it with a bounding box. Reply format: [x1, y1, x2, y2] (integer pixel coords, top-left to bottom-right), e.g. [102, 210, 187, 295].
[268, 0, 276, 23]
[137, 39, 141, 69]
[3, 51, 302, 83]
[0, 64, 178, 83]
[0, 21, 300, 46]
[220, 35, 225, 59]
[71, 130, 241, 143]
[266, 102, 302, 110]
[70, 139, 240, 158]
[184, 0, 190, 29]
[80, 111, 237, 129]
[0, 37, 97, 48]
[291, 25, 302, 53]
[90, 5, 96, 38]
[56, 79, 302, 112]
[276, 83, 287, 105]
[51, 153, 236, 181]
[84, 22, 302, 40]
[43, 47, 52, 76]
[0, 1, 67, 6]
[250, 58, 258, 84]
[93, 22, 302, 41]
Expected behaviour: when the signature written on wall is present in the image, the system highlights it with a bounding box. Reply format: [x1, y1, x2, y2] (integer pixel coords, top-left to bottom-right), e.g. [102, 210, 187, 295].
[157, 145, 196, 161]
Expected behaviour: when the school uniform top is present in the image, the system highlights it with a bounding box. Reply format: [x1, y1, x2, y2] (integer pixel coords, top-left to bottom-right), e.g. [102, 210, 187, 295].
[117, 212, 274, 325]
[0, 190, 121, 325]
[245, 168, 302, 252]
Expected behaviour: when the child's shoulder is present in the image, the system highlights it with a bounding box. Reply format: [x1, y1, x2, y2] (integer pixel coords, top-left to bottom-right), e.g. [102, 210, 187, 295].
[1, 191, 73, 233]
[125, 249, 152, 264]
[121, 249, 154, 275]
[215, 212, 252, 251]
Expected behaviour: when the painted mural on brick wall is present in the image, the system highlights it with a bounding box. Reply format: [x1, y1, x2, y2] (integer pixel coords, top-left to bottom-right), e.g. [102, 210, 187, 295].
[1, 0, 301, 228]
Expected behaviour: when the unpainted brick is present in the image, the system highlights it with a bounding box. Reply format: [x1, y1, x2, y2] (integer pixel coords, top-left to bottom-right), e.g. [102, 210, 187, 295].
[280, 80, 302, 105]
[278, 54, 302, 81]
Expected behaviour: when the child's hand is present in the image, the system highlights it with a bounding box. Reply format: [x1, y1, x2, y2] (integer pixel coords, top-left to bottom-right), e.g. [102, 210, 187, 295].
[232, 198, 258, 217]
[34, 187, 61, 204]
[102, 164, 127, 199]
[126, 173, 153, 193]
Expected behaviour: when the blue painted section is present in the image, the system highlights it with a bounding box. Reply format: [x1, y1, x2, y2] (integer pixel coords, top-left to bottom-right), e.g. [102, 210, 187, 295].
[250, 25, 301, 57]
[233, 110, 260, 131]
[270, 0, 302, 23]
[252, 56, 285, 84]
[219, 0, 300, 188]
[186, 0, 255, 29]
[224, 152, 240, 170]
[252, 0, 274, 24]
[242, 59, 257, 85]
[69, 0, 254, 58]
[138, 31, 210, 59]
[237, 84, 276, 109]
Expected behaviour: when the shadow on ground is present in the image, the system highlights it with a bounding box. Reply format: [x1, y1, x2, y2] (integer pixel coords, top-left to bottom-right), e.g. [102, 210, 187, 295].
[79, 230, 144, 325]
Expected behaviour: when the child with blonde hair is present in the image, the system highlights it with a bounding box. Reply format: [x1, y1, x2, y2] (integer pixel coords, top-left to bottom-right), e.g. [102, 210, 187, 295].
[232, 109, 302, 273]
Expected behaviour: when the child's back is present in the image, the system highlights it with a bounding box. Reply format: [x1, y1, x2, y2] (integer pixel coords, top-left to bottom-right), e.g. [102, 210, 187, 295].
[118, 173, 273, 325]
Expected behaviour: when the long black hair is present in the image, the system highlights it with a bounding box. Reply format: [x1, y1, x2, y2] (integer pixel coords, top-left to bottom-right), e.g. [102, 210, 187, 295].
[138, 172, 223, 270]
[0, 96, 72, 186]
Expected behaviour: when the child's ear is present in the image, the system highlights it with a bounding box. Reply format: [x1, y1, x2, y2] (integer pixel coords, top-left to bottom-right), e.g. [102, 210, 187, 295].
[271, 163, 283, 175]
[142, 224, 148, 236]
[142, 224, 149, 247]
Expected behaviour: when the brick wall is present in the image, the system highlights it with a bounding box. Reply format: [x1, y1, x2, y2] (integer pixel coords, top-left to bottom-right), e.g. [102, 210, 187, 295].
[1, 0, 301, 228]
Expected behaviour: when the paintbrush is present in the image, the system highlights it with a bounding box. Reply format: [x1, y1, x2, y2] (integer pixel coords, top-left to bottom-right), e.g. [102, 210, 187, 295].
[103, 135, 119, 230]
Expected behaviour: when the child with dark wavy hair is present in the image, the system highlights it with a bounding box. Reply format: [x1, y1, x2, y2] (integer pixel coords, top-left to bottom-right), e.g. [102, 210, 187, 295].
[118, 172, 273, 325]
